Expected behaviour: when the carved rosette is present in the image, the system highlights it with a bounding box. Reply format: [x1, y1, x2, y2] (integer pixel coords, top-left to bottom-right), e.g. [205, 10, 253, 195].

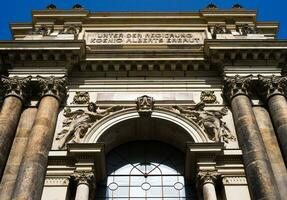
[136, 95, 155, 116]
[37, 76, 67, 102]
[1, 76, 32, 102]
[258, 75, 287, 100]
[71, 171, 94, 185]
[197, 171, 219, 185]
[223, 75, 253, 103]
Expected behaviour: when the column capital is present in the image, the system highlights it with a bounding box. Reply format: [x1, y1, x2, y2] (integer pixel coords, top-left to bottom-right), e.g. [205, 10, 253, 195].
[1, 76, 32, 102]
[197, 170, 219, 185]
[223, 75, 253, 103]
[37, 76, 67, 102]
[71, 171, 94, 185]
[258, 75, 287, 100]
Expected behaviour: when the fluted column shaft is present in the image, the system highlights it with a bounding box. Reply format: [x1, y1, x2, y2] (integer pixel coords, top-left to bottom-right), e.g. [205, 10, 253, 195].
[224, 75, 280, 200]
[0, 108, 37, 200]
[12, 76, 66, 200]
[0, 76, 31, 178]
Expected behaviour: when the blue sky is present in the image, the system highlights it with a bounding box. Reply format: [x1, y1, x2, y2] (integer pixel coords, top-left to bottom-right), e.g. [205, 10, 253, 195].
[1, 0, 286, 39]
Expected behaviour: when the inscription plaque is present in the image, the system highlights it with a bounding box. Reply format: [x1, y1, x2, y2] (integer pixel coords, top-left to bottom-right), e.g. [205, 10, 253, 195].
[86, 31, 205, 45]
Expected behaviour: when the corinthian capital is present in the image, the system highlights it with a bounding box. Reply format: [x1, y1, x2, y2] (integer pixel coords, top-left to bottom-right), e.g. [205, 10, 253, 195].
[197, 170, 219, 185]
[1, 76, 32, 102]
[37, 76, 67, 102]
[258, 75, 287, 100]
[223, 75, 253, 102]
[71, 171, 94, 185]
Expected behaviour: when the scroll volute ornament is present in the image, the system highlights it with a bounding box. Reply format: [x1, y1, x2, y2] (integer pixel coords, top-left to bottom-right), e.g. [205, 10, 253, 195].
[1, 76, 32, 102]
[258, 75, 287, 100]
[37, 76, 67, 102]
[223, 75, 253, 103]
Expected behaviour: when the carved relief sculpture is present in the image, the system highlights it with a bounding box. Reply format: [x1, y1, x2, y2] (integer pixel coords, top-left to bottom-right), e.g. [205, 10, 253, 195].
[72, 91, 90, 104]
[173, 102, 235, 143]
[31, 25, 53, 36]
[60, 24, 82, 38]
[200, 91, 219, 104]
[56, 102, 123, 149]
[136, 95, 155, 116]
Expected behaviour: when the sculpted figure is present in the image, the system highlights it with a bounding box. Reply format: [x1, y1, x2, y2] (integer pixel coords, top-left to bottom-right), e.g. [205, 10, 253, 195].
[173, 102, 235, 143]
[56, 103, 122, 149]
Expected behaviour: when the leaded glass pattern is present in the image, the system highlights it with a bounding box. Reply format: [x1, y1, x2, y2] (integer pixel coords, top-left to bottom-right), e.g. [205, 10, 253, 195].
[95, 141, 196, 199]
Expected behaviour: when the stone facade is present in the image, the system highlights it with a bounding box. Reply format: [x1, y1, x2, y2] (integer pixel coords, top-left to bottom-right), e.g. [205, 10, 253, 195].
[0, 4, 286, 200]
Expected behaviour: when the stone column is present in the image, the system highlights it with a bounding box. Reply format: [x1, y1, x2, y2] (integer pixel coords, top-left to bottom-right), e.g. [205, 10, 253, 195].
[258, 75, 287, 165]
[0, 76, 31, 178]
[223, 75, 280, 200]
[12, 76, 67, 200]
[72, 171, 94, 200]
[253, 106, 287, 199]
[198, 171, 218, 200]
[0, 108, 37, 200]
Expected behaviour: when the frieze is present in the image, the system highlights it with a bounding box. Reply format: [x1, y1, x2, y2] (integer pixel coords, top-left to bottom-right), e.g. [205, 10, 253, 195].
[85, 31, 205, 45]
[44, 177, 69, 186]
[222, 176, 247, 185]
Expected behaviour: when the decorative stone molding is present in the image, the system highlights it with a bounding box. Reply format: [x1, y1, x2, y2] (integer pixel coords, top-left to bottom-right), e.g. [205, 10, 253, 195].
[56, 102, 123, 149]
[258, 75, 287, 100]
[173, 102, 236, 143]
[71, 171, 94, 185]
[200, 91, 219, 104]
[72, 91, 90, 104]
[136, 95, 155, 116]
[1, 75, 32, 102]
[44, 177, 70, 186]
[223, 75, 253, 102]
[222, 176, 247, 185]
[198, 170, 219, 185]
[37, 76, 67, 102]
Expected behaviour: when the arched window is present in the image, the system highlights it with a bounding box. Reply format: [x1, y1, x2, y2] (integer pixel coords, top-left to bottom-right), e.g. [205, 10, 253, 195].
[95, 141, 196, 199]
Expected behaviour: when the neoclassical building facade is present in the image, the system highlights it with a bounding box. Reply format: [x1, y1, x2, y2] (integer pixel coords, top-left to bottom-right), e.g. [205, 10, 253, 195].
[0, 4, 287, 200]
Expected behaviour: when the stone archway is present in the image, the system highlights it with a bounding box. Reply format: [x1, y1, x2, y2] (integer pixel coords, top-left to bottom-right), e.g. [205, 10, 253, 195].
[84, 107, 209, 153]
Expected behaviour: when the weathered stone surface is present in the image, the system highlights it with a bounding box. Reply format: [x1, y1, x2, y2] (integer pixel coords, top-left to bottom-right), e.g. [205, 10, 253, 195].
[254, 107, 287, 199]
[0, 108, 37, 200]
[12, 96, 60, 200]
[267, 95, 287, 165]
[231, 95, 280, 200]
[0, 97, 22, 178]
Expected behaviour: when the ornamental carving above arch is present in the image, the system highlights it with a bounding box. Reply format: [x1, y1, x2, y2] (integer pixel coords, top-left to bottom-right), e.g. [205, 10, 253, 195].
[55, 95, 236, 149]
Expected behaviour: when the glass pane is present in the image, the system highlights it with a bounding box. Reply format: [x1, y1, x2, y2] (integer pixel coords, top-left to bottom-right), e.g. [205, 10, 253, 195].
[96, 141, 194, 199]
